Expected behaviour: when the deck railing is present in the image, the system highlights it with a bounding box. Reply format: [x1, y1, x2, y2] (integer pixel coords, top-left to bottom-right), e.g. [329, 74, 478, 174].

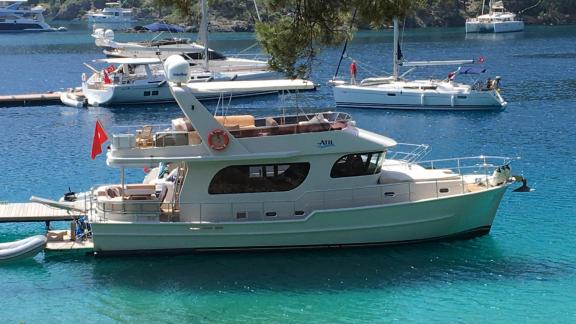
[91, 155, 513, 224]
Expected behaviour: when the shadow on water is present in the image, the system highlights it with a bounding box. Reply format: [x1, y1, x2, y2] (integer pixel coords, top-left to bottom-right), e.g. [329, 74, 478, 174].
[38, 236, 573, 293]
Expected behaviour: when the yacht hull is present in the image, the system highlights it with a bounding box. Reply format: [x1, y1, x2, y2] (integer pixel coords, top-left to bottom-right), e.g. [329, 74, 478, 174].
[90, 186, 507, 253]
[333, 85, 506, 110]
[465, 21, 524, 33]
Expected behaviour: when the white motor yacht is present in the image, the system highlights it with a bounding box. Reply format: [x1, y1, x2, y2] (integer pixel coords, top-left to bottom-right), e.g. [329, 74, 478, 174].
[79, 57, 313, 106]
[331, 17, 506, 111]
[86, 2, 134, 24]
[43, 55, 524, 253]
[0, 0, 65, 32]
[466, 1, 524, 33]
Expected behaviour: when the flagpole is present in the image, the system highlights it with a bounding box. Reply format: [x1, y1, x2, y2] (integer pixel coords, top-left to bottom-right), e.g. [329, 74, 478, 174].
[120, 167, 125, 198]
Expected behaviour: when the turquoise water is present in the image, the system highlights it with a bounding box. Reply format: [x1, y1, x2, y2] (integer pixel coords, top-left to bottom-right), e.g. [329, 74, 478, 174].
[1, 24, 576, 322]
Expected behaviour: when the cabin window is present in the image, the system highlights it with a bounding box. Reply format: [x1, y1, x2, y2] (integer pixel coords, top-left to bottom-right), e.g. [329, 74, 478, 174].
[209, 163, 310, 194]
[330, 152, 383, 178]
[152, 90, 159, 96]
[144, 91, 151, 96]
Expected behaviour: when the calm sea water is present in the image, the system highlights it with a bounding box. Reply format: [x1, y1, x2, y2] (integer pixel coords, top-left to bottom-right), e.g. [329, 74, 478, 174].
[1, 22, 575, 322]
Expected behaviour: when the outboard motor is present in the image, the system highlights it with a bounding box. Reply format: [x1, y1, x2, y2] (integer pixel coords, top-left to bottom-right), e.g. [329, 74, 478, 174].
[63, 187, 77, 202]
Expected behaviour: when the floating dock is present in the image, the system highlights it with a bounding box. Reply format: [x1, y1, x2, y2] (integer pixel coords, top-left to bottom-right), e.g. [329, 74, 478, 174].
[0, 89, 83, 108]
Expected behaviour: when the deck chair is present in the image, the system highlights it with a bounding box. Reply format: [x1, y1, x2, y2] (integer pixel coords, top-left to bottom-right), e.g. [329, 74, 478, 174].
[136, 125, 154, 147]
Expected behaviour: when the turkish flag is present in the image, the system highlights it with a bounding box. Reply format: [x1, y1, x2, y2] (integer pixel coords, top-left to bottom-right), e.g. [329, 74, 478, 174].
[91, 120, 109, 160]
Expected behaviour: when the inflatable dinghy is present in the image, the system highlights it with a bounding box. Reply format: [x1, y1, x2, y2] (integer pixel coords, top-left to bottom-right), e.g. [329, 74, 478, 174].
[0, 235, 47, 263]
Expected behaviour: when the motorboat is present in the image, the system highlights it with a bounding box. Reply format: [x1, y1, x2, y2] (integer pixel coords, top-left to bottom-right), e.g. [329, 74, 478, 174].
[330, 17, 506, 110]
[37, 55, 525, 253]
[91, 0, 270, 74]
[78, 57, 312, 106]
[86, 2, 135, 24]
[466, 1, 524, 33]
[0, 0, 66, 32]
[0, 235, 46, 262]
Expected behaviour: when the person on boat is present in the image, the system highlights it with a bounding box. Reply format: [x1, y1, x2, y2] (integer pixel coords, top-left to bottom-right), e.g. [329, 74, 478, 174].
[486, 77, 493, 90]
[350, 60, 357, 84]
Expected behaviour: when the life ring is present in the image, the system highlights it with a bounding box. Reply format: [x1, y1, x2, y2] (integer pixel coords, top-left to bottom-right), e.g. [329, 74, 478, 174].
[207, 129, 229, 151]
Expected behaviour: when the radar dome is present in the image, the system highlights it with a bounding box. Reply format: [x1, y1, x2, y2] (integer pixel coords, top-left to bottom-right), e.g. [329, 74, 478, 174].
[104, 29, 115, 40]
[164, 55, 190, 84]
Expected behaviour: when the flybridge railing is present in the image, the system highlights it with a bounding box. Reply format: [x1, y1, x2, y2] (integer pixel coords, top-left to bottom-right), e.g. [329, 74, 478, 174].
[417, 155, 514, 176]
[387, 143, 431, 163]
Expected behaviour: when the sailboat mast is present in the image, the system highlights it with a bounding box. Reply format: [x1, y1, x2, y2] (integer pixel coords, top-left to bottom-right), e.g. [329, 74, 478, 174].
[200, 0, 209, 71]
[392, 17, 399, 80]
[481, 0, 486, 15]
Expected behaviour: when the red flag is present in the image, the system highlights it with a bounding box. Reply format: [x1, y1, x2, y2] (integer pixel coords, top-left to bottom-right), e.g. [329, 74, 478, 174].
[103, 70, 111, 84]
[477, 56, 485, 64]
[91, 120, 109, 160]
[105, 64, 116, 74]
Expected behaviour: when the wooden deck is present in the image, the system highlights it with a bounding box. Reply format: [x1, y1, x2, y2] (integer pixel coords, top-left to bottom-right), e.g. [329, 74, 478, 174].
[45, 230, 94, 251]
[0, 202, 84, 223]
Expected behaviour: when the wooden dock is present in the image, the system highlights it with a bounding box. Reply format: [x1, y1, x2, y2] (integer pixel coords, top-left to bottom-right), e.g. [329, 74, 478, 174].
[0, 202, 84, 223]
[0, 92, 63, 107]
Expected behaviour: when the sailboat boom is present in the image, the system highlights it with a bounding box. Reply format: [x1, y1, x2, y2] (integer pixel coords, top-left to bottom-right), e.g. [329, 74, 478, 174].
[401, 60, 474, 67]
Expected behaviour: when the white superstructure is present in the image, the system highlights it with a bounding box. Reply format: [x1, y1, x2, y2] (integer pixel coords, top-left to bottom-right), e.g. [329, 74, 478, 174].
[466, 1, 524, 33]
[331, 17, 506, 111]
[48, 55, 523, 253]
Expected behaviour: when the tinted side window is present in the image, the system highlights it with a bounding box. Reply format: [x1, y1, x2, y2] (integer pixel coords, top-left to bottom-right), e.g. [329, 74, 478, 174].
[330, 152, 383, 178]
[209, 163, 310, 194]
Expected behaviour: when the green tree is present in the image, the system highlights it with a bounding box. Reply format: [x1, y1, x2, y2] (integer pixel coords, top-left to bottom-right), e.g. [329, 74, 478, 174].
[255, 0, 424, 78]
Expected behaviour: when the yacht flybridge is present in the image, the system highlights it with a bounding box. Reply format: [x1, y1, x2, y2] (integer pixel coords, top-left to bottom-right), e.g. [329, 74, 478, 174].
[0, 0, 66, 32]
[466, 1, 524, 33]
[35, 55, 526, 254]
[331, 18, 506, 111]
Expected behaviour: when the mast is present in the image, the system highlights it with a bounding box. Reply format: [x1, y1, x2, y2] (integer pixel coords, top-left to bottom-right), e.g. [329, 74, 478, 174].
[392, 17, 400, 80]
[198, 0, 209, 72]
[481, 0, 486, 15]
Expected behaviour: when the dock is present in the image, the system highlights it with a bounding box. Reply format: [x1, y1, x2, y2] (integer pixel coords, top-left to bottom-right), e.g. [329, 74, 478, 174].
[0, 202, 84, 223]
[0, 92, 62, 107]
[0, 89, 83, 108]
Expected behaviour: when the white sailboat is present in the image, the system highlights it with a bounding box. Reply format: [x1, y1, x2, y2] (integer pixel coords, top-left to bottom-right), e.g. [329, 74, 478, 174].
[466, 1, 524, 33]
[39, 55, 526, 253]
[331, 18, 506, 111]
[79, 57, 314, 106]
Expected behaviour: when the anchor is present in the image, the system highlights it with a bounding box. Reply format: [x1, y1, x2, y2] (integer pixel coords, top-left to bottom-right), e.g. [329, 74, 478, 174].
[512, 175, 532, 192]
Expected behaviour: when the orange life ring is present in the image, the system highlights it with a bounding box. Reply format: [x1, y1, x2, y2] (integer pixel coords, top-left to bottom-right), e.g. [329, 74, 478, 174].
[207, 129, 229, 151]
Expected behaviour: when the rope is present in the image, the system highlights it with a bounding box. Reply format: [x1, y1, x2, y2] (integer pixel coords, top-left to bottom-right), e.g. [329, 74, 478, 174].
[518, 0, 543, 15]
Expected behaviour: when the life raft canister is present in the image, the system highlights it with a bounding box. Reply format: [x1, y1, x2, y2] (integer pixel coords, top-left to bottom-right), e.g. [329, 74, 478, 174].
[207, 129, 229, 151]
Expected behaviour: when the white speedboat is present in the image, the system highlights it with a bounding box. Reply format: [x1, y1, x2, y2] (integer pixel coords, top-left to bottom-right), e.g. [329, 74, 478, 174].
[79, 57, 312, 106]
[331, 17, 506, 111]
[0, 0, 66, 32]
[466, 1, 524, 33]
[39, 55, 524, 254]
[86, 2, 134, 24]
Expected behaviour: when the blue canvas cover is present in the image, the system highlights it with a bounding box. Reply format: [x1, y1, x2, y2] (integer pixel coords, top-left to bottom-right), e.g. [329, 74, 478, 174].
[143, 23, 185, 33]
